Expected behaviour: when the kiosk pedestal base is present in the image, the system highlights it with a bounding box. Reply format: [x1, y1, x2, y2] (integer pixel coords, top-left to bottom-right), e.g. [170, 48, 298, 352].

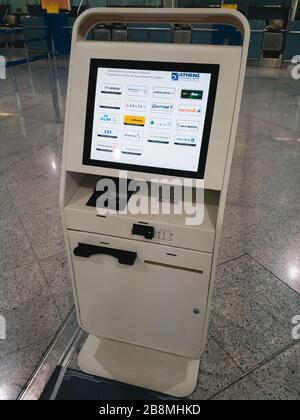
[78, 335, 200, 398]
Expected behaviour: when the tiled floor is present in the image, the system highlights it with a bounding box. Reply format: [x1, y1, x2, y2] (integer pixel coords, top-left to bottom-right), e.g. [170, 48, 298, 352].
[0, 60, 299, 400]
[0, 60, 71, 400]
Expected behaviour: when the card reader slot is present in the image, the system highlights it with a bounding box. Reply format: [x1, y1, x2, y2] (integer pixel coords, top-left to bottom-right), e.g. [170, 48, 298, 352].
[73, 243, 137, 266]
[144, 260, 203, 274]
[132, 224, 155, 240]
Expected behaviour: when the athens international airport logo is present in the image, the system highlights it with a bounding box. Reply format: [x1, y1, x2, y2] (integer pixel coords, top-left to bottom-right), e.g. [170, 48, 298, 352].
[291, 55, 300, 80]
[0, 315, 6, 340]
[0, 55, 6, 80]
[171, 72, 200, 82]
[95, 171, 204, 226]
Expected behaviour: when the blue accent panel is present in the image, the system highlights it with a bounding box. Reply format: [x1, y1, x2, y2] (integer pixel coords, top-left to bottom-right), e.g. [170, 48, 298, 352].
[248, 20, 265, 60]
[44, 13, 72, 55]
[191, 24, 215, 45]
[283, 21, 300, 61]
[192, 24, 242, 46]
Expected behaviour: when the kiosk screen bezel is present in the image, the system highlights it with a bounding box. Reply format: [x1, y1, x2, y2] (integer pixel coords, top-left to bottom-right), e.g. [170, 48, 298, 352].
[83, 58, 219, 179]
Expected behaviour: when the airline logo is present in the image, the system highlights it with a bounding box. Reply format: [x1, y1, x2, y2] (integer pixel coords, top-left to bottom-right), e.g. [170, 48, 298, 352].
[151, 103, 174, 114]
[99, 113, 119, 124]
[149, 118, 172, 130]
[97, 127, 118, 139]
[125, 101, 147, 112]
[96, 141, 114, 152]
[178, 104, 201, 115]
[181, 90, 203, 100]
[101, 84, 122, 95]
[171, 72, 200, 81]
[123, 130, 144, 142]
[176, 120, 199, 131]
[121, 144, 142, 156]
[124, 115, 145, 127]
[99, 99, 121, 110]
[127, 85, 149, 97]
[152, 87, 176, 98]
[148, 134, 170, 144]
[174, 135, 197, 146]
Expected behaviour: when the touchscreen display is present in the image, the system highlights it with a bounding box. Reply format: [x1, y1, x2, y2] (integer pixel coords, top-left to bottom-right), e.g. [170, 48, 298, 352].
[83, 59, 219, 178]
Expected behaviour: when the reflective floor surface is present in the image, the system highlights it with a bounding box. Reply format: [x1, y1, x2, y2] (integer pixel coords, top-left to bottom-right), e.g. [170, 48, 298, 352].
[0, 60, 299, 400]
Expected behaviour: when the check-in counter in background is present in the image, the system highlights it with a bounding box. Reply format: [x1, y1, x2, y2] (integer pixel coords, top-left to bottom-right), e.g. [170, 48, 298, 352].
[283, 21, 300, 61]
[191, 23, 242, 46]
[127, 23, 174, 43]
[248, 19, 265, 60]
[191, 23, 218, 45]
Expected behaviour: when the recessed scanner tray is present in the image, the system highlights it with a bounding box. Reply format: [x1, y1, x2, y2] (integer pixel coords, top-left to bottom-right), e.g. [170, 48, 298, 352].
[86, 178, 135, 211]
[65, 175, 219, 253]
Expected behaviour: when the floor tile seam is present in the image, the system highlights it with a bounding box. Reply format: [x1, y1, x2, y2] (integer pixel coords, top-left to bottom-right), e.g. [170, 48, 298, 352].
[217, 254, 247, 268]
[244, 113, 300, 135]
[245, 252, 300, 298]
[206, 339, 300, 400]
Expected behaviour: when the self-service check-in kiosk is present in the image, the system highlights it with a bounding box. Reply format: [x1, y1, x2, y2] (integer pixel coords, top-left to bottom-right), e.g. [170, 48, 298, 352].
[60, 8, 249, 397]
